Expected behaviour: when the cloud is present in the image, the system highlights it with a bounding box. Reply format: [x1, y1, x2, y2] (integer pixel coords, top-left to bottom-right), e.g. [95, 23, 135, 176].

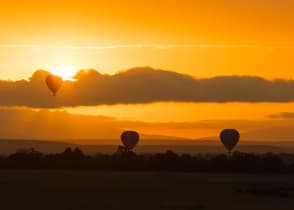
[1, 67, 294, 108]
[0, 107, 122, 141]
[268, 112, 294, 119]
[0, 44, 291, 50]
[1, 107, 294, 141]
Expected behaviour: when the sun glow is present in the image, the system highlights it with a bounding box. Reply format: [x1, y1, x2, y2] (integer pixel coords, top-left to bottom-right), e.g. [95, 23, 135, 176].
[51, 66, 77, 80]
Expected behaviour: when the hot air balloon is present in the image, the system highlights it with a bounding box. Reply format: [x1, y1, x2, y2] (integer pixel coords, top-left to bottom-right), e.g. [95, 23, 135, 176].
[121, 131, 140, 151]
[220, 129, 240, 153]
[45, 74, 63, 96]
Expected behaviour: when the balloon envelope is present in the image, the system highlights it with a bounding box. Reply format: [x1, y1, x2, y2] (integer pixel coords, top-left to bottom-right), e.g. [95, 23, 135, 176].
[121, 131, 139, 150]
[220, 129, 240, 152]
[46, 74, 63, 96]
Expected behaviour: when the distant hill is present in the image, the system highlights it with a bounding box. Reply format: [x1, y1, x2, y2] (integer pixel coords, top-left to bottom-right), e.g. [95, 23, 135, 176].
[0, 139, 75, 155]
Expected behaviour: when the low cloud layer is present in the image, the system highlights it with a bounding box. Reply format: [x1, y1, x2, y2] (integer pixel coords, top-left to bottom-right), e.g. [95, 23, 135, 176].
[1, 108, 294, 141]
[1, 67, 294, 108]
[268, 112, 294, 119]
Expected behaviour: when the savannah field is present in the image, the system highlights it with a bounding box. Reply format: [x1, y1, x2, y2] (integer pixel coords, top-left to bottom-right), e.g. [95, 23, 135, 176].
[0, 170, 293, 210]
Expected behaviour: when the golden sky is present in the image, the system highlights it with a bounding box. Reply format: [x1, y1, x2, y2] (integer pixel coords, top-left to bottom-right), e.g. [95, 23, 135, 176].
[0, 0, 293, 140]
[0, 0, 293, 79]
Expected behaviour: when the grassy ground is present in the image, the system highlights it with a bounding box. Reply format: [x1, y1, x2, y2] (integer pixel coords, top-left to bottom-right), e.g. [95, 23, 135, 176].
[0, 170, 293, 210]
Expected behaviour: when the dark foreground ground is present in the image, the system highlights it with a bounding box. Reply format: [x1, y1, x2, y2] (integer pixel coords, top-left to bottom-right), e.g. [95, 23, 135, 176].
[0, 171, 294, 210]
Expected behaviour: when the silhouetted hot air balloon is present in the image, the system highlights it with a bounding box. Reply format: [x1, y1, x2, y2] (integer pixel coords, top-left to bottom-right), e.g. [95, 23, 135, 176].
[46, 74, 63, 96]
[220, 129, 240, 153]
[121, 131, 140, 151]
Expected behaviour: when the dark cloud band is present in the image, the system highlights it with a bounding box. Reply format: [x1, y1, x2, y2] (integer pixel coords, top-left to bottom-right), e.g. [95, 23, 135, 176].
[0, 67, 294, 108]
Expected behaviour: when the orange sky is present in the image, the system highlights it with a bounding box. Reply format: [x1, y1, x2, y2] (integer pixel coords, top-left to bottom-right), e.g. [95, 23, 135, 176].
[0, 0, 293, 140]
[0, 0, 293, 79]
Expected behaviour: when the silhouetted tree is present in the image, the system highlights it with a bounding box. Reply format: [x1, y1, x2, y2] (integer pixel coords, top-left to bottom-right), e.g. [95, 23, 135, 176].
[0, 148, 292, 173]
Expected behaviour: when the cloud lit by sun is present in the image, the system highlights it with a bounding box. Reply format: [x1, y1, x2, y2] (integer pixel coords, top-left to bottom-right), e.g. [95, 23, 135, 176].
[51, 66, 77, 80]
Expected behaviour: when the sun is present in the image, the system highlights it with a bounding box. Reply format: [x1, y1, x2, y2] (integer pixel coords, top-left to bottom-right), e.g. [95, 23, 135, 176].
[51, 66, 77, 80]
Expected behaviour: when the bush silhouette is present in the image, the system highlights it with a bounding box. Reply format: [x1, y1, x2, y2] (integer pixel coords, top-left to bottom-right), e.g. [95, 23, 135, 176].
[0, 148, 292, 173]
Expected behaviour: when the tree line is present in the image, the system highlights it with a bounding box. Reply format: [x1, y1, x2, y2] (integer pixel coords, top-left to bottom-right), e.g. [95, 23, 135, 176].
[1, 147, 294, 173]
